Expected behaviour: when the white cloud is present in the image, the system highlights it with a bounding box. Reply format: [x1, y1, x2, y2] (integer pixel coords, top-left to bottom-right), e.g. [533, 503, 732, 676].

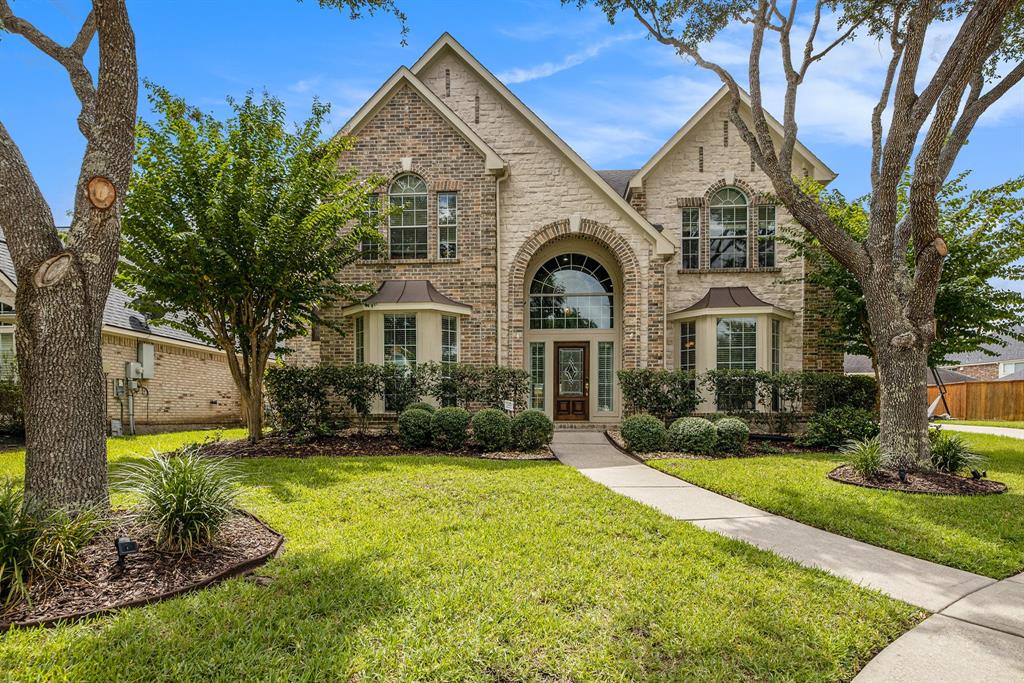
[496, 33, 640, 84]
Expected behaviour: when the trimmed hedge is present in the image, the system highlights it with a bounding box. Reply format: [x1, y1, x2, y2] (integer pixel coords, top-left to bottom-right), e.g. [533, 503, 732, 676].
[406, 401, 436, 414]
[432, 407, 470, 450]
[472, 409, 512, 452]
[668, 417, 717, 455]
[797, 407, 879, 449]
[512, 410, 553, 450]
[621, 414, 668, 453]
[715, 417, 750, 454]
[617, 369, 699, 423]
[398, 408, 433, 449]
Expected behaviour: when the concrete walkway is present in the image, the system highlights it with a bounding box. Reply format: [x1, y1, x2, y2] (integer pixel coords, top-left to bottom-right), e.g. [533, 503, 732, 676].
[935, 422, 1024, 440]
[550, 431, 1024, 682]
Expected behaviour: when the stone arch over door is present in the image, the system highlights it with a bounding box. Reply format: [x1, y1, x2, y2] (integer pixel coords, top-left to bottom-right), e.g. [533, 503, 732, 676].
[507, 219, 643, 369]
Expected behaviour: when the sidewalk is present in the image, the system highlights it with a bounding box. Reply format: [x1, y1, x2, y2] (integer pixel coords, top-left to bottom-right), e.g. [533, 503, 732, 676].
[934, 423, 1024, 440]
[551, 431, 1024, 682]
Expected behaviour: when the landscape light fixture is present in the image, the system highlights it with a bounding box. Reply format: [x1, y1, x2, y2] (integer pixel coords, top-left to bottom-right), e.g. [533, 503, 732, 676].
[115, 537, 139, 568]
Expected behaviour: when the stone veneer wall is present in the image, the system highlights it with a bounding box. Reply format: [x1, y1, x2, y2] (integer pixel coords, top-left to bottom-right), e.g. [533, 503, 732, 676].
[320, 84, 498, 367]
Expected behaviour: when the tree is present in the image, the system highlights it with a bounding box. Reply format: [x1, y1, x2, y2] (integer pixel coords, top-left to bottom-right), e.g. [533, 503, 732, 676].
[576, 0, 1024, 468]
[794, 174, 1024, 372]
[119, 86, 386, 443]
[0, 1, 403, 509]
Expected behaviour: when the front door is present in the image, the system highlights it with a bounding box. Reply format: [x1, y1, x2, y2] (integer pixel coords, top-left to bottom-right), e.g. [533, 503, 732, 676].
[554, 342, 589, 421]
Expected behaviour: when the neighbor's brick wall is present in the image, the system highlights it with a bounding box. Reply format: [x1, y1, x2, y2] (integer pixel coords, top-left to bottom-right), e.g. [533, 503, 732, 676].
[951, 363, 1000, 380]
[101, 333, 241, 428]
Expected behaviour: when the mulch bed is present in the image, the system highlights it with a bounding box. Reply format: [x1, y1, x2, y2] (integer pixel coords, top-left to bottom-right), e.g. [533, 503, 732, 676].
[827, 464, 1008, 496]
[197, 431, 555, 461]
[606, 429, 763, 460]
[1, 511, 283, 631]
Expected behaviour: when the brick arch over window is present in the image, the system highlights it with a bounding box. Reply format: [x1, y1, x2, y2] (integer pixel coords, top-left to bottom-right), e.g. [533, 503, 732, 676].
[507, 219, 643, 369]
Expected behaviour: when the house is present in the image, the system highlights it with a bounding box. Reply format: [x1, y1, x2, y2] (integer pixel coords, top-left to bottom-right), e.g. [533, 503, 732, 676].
[0, 235, 241, 434]
[302, 33, 843, 423]
[844, 354, 979, 385]
[942, 329, 1024, 380]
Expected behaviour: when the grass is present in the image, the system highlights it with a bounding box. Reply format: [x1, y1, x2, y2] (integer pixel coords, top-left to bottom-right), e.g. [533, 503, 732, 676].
[650, 433, 1024, 579]
[935, 419, 1024, 430]
[0, 430, 920, 681]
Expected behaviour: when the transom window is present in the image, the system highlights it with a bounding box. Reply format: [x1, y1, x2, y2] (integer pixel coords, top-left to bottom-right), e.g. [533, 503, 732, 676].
[529, 254, 614, 329]
[680, 207, 699, 269]
[709, 187, 748, 269]
[388, 174, 428, 260]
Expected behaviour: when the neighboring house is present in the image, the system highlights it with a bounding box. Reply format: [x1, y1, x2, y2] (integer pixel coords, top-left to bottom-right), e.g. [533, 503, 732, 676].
[0, 236, 240, 433]
[302, 34, 843, 423]
[941, 329, 1024, 380]
[844, 354, 979, 385]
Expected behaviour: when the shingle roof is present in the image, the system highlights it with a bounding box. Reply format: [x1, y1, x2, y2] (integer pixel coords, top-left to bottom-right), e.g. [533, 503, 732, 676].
[595, 170, 637, 198]
[0, 236, 214, 348]
[844, 354, 979, 384]
[676, 286, 775, 314]
[361, 279, 470, 310]
[945, 329, 1024, 365]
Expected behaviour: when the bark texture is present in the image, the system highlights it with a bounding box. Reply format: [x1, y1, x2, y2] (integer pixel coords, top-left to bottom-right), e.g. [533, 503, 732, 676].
[0, 0, 137, 509]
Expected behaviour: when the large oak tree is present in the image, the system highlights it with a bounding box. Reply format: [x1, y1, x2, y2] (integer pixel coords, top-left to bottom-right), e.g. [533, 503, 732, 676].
[577, 0, 1024, 468]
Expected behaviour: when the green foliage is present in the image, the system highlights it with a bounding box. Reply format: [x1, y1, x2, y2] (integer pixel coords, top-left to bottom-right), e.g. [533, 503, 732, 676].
[406, 402, 436, 414]
[0, 480, 37, 608]
[797, 408, 880, 450]
[800, 373, 878, 413]
[114, 446, 240, 554]
[841, 437, 889, 479]
[0, 380, 23, 437]
[471, 409, 512, 452]
[423, 363, 529, 411]
[431, 407, 470, 451]
[264, 365, 339, 441]
[511, 410, 554, 451]
[668, 417, 717, 455]
[119, 85, 389, 440]
[617, 369, 699, 423]
[714, 417, 750, 454]
[477, 366, 531, 411]
[331, 364, 384, 427]
[397, 408, 433, 449]
[381, 363, 427, 414]
[621, 414, 668, 453]
[929, 429, 986, 474]
[427, 363, 481, 409]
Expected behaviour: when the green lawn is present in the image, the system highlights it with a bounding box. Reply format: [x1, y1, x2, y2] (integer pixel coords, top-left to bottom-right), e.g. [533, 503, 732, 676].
[651, 433, 1024, 579]
[935, 419, 1024, 430]
[0, 431, 920, 681]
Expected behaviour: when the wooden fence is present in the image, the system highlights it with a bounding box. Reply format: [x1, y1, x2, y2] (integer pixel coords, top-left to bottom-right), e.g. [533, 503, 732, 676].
[927, 379, 1024, 421]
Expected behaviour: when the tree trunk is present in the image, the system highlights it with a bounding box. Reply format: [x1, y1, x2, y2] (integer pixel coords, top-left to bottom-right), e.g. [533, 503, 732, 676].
[243, 381, 264, 443]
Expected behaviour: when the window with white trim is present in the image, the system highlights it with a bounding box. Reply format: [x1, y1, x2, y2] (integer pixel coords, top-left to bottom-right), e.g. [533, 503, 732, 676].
[441, 315, 458, 367]
[438, 192, 457, 259]
[680, 207, 699, 269]
[529, 254, 614, 329]
[530, 342, 545, 410]
[716, 317, 757, 370]
[383, 314, 416, 366]
[388, 174, 428, 259]
[679, 321, 696, 371]
[0, 330, 15, 381]
[771, 318, 782, 411]
[598, 341, 614, 412]
[758, 205, 776, 268]
[354, 316, 365, 364]
[359, 195, 380, 260]
[709, 188, 748, 269]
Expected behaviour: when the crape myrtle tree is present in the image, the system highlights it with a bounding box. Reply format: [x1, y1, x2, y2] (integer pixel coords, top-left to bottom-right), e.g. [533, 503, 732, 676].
[793, 174, 1024, 373]
[0, 0, 404, 509]
[575, 0, 1024, 468]
[119, 86, 388, 444]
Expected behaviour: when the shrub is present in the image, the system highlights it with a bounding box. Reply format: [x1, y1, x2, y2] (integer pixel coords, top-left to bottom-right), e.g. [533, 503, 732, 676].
[0, 381, 23, 436]
[331, 364, 383, 428]
[668, 417, 717, 455]
[0, 480, 37, 607]
[30, 507, 106, 580]
[618, 369, 699, 423]
[114, 446, 239, 554]
[478, 366, 530, 411]
[472, 408, 512, 452]
[929, 429, 986, 474]
[427, 363, 482, 408]
[431, 407, 470, 450]
[801, 373, 878, 412]
[621, 414, 668, 453]
[406, 401, 436, 414]
[715, 417, 750, 454]
[398, 408, 434, 449]
[265, 365, 337, 440]
[512, 410, 554, 450]
[381, 363, 426, 414]
[703, 370, 759, 414]
[797, 407, 879, 449]
[841, 437, 888, 479]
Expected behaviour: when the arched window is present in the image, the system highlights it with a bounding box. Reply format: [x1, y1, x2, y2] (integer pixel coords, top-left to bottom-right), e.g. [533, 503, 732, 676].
[529, 254, 614, 329]
[388, 174, 427, 259]
[709, 187, 748, 269]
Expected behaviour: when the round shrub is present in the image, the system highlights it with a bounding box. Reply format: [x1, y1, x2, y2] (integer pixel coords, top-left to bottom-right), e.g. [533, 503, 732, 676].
[472, 408, 512, 452]
[797, 407, 879, 450]
[431, 407, 470, 451]
[512, 409, 554, 450]
[398, 408, 433, 449]
[715, 417, 750, 454]
[621, 414, 667, 453]
[668, 417, 717, 455]
[405, 401, 436, 414]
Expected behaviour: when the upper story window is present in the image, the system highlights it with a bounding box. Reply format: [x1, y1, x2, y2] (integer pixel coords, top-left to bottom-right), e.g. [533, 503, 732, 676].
[438, 192, 457, 260]
[758, 206, 776, 268]
[529, 254, 614, 329]
[359, 195, 381, 260]
[709, 188, 748, 269]
[680, 207, 699, 270]
[388, 174, 428, 260]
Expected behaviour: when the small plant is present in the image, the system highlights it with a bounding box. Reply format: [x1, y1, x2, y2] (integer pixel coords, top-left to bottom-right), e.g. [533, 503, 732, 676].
[406, 401, 436, 414]
[114, 446, 240, 554]
[512, 410, 554, 451]
[797, 407, 879, 450]
[621, 414, 668, 453]
[714, 417, 750, 454]
[0, 480, 37, 608]
[431, 407, 470, 450]
[398, 408, 434, 449]
[929, 429, 986, 474]
[668, 417, 717, 455]
[841, 437, 888, 479]
[30, 507, 106, 580]
[472, 409, 512, 452]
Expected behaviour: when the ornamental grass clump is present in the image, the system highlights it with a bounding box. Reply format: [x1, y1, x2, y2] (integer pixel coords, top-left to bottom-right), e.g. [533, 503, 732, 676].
[841, 437, 889, 479]
[929, 429, 986, 475]
[668, 417, 717, 455]
[114, 446, 240, 554]
[621, 414, 668, 453]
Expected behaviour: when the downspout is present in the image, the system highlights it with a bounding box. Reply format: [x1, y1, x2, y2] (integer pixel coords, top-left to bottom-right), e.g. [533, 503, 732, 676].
[495, 167, 509, 366]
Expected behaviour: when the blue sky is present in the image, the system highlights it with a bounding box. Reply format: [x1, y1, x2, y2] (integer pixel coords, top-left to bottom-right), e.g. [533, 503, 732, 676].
[3, 0, 1022, 286]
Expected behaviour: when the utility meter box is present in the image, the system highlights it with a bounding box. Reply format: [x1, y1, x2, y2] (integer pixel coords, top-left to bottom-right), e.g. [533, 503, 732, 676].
[125, 361, 144, 380]
[110, 419, 123, 437]
[137, 343, 155, 379]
